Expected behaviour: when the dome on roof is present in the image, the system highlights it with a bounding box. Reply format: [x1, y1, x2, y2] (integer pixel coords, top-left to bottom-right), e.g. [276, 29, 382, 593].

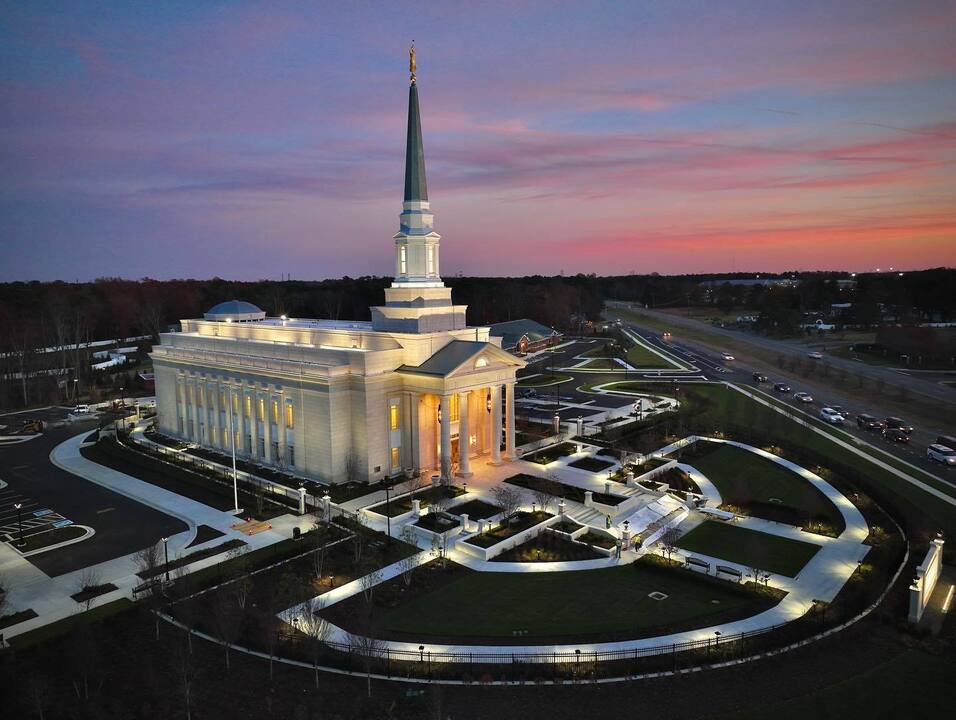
[204, 300, 266, 322]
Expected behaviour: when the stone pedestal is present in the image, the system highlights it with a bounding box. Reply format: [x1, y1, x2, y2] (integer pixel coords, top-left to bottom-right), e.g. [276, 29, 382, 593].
[558, 500, 566, 516]
[604, 481, 612, 495]
[460, 513, 470, 533]
[584, 491, 593, 507]
[412, 499, 422, 516]
[322, 494, 332, 523]
[625, 470, 635, 486]
[298, 487, 307, 515]
[477, 519, 487, 534]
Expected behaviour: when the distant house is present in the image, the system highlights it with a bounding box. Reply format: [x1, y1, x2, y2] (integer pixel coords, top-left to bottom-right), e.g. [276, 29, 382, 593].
[490, 319, 562, 355]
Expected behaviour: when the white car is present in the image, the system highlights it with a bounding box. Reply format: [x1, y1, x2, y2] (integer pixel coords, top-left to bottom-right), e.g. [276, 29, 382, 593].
[927, 444, 956, 466]
[807, 351, 823, 360]
[73, 404, 92, 414]
[721, 353, 735, 361]
[793, 392, 814, 403]
[819, 407, 844, 424]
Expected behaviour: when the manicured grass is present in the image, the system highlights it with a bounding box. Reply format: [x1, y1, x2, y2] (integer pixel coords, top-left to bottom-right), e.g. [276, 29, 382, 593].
[579, 358, 624, 370]
[9, 598, 133, 649]
[676, 521, 821, 577]
[683, 441, 845, 533]
[579, 530, 618, 549]
[626, 339, 679, 368]
[379, 563, 776, 640]
[11, 524, 86, 553]
[517, 373, 572, 387]
[568, 455, 616, 472]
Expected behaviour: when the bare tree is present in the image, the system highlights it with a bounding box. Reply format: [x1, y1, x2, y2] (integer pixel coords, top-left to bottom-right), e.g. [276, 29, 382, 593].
[175, 639, 199, 720]
[75, 566, 103, 611]
[492, 485, 522, 525]
[397, 552, 419, 589]
[348, 629, 386, 698]
[359, 568, 383, 610]
[134, 541, 164, 639]
[658, 528, 681, 562]
[297, 602, 333, 688]
[210, 590, 241, 671]
[531, 485, 553, 514]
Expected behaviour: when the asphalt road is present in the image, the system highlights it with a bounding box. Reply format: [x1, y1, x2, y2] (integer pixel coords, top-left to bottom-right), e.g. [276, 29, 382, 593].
[624, 326, 956, 485]
[0, 407, 187, 576]
[610, 304, 956, 407]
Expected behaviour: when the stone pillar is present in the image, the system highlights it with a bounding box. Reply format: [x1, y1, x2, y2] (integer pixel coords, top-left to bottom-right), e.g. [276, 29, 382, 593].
[237, 386, 247, 455]
[505, 381, 516, 459]
[249, 390, 259, 458]
[178, 381, 188, 439]
[439, 394, 452, 480]
[322, 494, 332, 523]
[298, 487, 306, 515]
[412, 498, 422, 516]
[279, 394, 288, 467]
[263, 395, 274, 463]
[584, 490, 593, 507]
[458, 391, 472, 477]
[209, 383, 220, 447]
[477, 518, 487, 534]
[558, 499, 566, 516]
[460, 513, 470, 533]
[190, 382, 200, 443]
[489, 385, 502, 465]
[408, 392, 420, 470]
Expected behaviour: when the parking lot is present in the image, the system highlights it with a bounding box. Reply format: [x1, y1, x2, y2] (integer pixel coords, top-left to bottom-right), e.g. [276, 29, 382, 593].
[0, 484, 72, 545]
[0, 406, 187, 576]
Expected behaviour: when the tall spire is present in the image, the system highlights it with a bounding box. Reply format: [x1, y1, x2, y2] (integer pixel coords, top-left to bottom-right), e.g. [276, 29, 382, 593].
[403, 44, 428, 203]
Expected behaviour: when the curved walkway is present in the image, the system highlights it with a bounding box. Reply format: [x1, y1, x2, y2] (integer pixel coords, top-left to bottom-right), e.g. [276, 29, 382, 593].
[283, 437, 871, 661]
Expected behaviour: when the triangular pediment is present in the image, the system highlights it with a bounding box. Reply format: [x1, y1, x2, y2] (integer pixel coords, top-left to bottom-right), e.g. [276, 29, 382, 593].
[397, 340, 524, 378]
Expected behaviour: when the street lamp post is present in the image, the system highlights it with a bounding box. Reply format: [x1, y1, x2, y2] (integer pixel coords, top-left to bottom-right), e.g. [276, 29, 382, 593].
[384, 479, 392, 543]
[14, 502, 24, 547]
[162, 536, 170, 584]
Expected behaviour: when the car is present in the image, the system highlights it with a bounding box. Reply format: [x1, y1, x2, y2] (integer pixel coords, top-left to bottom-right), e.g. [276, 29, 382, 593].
[857, 414, 886, 431]
[884, 417, 913, 434]
[73, 404, 92, 414]
[819, 408, 844, 424]
[662, 331, 672, 339]
[936, 435, 956, 449]
[927, 444, 956, 465]
[773, 382, 791, 393]
[793, 392, 814, 403]
[883, 428, 910, 443]
[807, 351, 823, 360]
[752, 372, 768, 383]
[829, 405, 849, 418]
[720, 353, 735, 361]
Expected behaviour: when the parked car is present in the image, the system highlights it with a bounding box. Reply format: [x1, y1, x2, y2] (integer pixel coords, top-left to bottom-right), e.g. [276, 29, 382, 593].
[721, 353, 735, 361]
[73, 404, 92, 414]
[857, 414, 886, 431]
[884, 417, 913, 434]
[807, 351, 823, 360]
[819, 408, 844, 424]
[773, 382, 791, 393]
[793, 392, 814, 403]
[752, 372, 768, 383]
[927, 444, 956, 465]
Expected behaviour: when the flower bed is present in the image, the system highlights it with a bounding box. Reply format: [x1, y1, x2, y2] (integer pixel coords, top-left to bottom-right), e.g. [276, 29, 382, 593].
[579, 531, 618, 550]
[568, 456, 616, 472]
[414, 512, 460, 534]
[367, 484, 465, 517]
[504, 473, 624, 506]
[447, 499, 502, 520]
[522, 442, 579, 465]
[464, 511, 553, 548]
[492, 532, 605, 562]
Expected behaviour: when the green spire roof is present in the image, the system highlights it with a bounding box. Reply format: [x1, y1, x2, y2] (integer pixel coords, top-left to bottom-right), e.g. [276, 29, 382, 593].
[403, 83, 428, 203]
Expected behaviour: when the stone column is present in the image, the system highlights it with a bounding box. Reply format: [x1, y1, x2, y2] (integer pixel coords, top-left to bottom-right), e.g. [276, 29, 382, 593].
[263, 394, 274, 464]
[457, 390, 472, 477]
[279, 394, 288, 467]
[210, 382, 220, 447]
[249, 390, 259, 458]
[190, 382, 200, 443]
[178, 381, 188, 439]
[237, 385, 246, 455]
[489, 384, 502, 465]
[505, 381, 516, 459]
[439, 394, 452, 480]
[408, 391, 420, 471]
[225, 386, 236, 452]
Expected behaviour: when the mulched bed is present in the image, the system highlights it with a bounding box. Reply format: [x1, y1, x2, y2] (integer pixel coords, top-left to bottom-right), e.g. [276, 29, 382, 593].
[71, 583, 118, 604]
[464, 511, 553, 548]
[568, 456, 616, 472]
[551, 518, 583, 534]
[505, 473, 625, 506]
[579, 531, 618, 550]
[0, 608, 38, 630]
[446, 499, 502, 520]
[136, 539, 247, 579]
[414, 513, 461, 533]
[522, 441, 579, 465]
[367, 484, 464, 517]
[492, 532, 605, 562]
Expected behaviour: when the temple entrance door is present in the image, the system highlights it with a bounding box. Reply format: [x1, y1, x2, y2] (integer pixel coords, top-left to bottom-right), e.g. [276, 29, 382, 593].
[451, 435, 460, 465]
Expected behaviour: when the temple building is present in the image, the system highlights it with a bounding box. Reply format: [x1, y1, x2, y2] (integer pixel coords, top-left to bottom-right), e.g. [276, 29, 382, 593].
[150, 50, 524, 485]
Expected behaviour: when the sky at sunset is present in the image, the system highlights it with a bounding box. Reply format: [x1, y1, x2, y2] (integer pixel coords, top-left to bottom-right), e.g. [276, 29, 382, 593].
[2, 0, 955, 281]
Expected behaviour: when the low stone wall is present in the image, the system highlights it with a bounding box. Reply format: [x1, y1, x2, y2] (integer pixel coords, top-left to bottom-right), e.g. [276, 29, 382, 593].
[455, 515, 561, 561]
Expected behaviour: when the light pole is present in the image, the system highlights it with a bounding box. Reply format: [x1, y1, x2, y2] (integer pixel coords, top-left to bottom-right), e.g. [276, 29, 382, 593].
[714, 630, 721, 648]
[162, 536, 170, 584]
[14, 503, 24, 547]
[384, 479, 392, 543]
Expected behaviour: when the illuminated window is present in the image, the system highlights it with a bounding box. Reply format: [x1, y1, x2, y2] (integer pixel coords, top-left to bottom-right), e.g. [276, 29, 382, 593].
[219, 389, 225, 409]
[285, 403, 294, 429]
[257, 397, 265, 421]
[271, 399, 279, 424]
[197, 387, 204, 407]
[427, 246, 435, 274]
[475, 356, 488, 369]
[232, 393, 239, 414]
[244, 395, 252, 417]
[389, 403, 400, 431]
[450, 393, 460, 422]
[399, 246, 407, 274]
[391, 446, 400, 468]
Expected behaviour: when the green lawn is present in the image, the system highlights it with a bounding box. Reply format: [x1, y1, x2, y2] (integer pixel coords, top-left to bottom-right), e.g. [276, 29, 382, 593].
[625, 338, 681, 369]
[683, 442, 845, 534]
[676, 521, 821, 577]
[380, 563, 776, 640]
[517, 373, 572, 387]
[9, 599, 133, 649]
[724, 649, 956, 720]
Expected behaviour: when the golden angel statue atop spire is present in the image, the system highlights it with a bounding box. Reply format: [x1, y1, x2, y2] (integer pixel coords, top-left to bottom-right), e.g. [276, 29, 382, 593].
[409, 41, 417, 84]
